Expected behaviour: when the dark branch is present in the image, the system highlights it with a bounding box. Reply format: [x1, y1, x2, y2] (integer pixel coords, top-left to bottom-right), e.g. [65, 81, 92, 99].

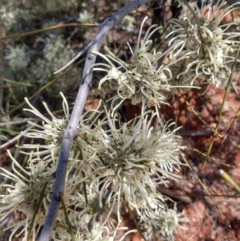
[39, 0, 153, 240]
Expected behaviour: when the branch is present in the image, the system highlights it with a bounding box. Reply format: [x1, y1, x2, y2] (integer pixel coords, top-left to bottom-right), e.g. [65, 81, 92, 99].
[53, 41, 93, 74]
[0, 126, 33, 150]
[38, 0, 153, 240]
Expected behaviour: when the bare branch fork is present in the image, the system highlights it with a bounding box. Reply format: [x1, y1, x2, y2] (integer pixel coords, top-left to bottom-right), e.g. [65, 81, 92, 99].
[39, 0, 153, 240]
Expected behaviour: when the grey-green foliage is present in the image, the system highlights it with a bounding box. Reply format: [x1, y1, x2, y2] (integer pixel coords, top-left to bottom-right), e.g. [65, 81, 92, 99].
[25, 0, 81, 13]
[5, 45, 30, 70]
[30, 34, 80, 94]
[0, 2, 34, 31]
[1, 0, 84, 101]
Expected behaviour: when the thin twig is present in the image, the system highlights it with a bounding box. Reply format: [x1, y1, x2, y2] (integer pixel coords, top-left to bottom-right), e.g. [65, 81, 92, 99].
[59, 192, 75, 241]
[123, 195, 146, 241]
[54, 41, 92, 74]
[0, 58, 84, 117]
[39, 1, 152, 240]
[0, 23, 98, 41]
[0, 77, 4, 115]
[0, 118, 39, 127]
[0, 213, 13, 229]
[27, 182, 48, 241]
[0, 126, 33, 150]
[202, 45, 240, 170]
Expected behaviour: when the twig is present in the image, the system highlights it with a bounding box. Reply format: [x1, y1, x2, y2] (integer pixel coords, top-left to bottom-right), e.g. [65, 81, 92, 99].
[0, 213, 13, 229]
[0, 118, 39, 127]
[0, 126, 33, 150]
[202, 45, 240, 170]
[220, 169, 240, 194]
[0, 58, 84, 117]
[0, 23, 98, 41]
[0, 77, 4, 115]
[156, 186, 192, 204]
[54, 41, 92, 74]
[0, 213, 13, 241]
[59, 192, 75, 241]
[39, 1, 152, 240]
[27, 182, 48, 241]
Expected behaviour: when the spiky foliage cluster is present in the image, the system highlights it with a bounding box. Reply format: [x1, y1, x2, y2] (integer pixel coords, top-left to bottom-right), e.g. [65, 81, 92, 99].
[0, 93, 186, 240]
[4, 45, 30, 70]
[94, 17, 175, 109]
[167, 0, 240, 87]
